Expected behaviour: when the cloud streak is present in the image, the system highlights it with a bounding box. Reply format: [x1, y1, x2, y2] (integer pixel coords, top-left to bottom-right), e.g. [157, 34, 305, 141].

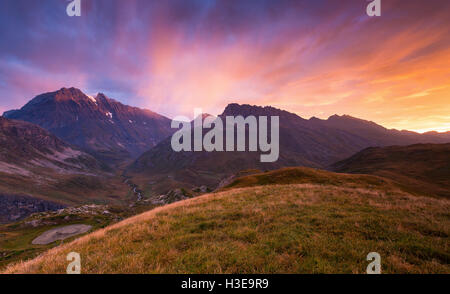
[0, 0, 449, 132]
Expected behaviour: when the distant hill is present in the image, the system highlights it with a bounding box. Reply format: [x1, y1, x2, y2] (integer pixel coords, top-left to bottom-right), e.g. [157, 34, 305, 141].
[5, 167, 449, 274]
[220, 166, 400, 192]
[3, 87, 173, 164]
[312, 115, 450, 146]
[127, 103, 450, 195]
[331, 143, 450, 198]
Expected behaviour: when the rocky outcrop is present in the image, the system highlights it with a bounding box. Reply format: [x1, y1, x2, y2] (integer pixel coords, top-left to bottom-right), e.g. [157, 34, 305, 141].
[193, 185, 210, 193]
[23, 204, 121, 228]
[0, 194, 64, 223]
[150, 188, 193, 205]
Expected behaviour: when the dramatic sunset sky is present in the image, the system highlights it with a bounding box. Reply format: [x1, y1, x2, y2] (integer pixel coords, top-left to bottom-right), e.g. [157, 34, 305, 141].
[0, 0, 449, 132]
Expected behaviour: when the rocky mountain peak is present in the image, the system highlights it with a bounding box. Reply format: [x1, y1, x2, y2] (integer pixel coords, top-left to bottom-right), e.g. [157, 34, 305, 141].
[52, 87, 92, 103]
[221, 103, 303, 120]
[3, 87, 174, 164]
[326, 114, 387, 131]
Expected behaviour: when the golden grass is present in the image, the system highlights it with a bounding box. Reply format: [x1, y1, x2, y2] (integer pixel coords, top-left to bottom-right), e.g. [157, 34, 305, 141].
[3, 181, 449, 274]
[221, 167, 402, 192]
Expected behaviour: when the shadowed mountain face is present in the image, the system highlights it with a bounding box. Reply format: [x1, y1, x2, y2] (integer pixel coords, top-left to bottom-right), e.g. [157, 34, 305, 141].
[0, 193, 65, 223]
[0, 116, 103, 173]
[127, 103, 450, 194]
[331, 143, 450, 198]
[4, 88, 173, 164]
[0, 117, 119, 219]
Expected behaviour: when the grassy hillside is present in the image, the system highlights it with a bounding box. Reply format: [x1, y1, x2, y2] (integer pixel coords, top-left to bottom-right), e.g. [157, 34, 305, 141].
[221, 167, 400, 192]
[4, 168, 449, 274]
[0, 210, 112, 270]
[331, 144, 450, 198]
[0, 202, 156, 270]
[0, 172, 131, 206]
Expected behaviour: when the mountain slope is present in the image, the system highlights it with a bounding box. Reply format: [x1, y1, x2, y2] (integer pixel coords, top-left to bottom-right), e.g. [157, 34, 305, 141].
[4, 88, 173, 164]
[127, 104, 450, 195]
[4, 167, 449, 274]
[0, 117, 129, 217]
[313, 114, 450, 146]
[0, 116, 103, 175]
[331, 143, 450, 198]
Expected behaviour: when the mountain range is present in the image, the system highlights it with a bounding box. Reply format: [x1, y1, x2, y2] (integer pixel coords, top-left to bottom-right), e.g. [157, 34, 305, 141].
[1, 87, 449, 202]
[126, 103, 450, 194]
[4, 88, 173, 164]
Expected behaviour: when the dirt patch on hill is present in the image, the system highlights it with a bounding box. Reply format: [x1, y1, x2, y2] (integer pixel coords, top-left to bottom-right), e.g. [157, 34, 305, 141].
[32, 224, 92, 245]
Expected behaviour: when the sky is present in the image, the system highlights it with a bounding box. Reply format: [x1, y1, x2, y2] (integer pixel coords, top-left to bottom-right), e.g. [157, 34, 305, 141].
[0, 0, 449, 132]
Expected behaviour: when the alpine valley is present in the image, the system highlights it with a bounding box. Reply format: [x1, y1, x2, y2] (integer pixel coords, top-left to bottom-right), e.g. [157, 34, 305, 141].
[1, 87, 449, 273]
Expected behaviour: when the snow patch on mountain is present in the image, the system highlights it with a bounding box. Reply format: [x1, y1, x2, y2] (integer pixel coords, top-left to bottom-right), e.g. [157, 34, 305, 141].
[86, 95, 97, 104]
